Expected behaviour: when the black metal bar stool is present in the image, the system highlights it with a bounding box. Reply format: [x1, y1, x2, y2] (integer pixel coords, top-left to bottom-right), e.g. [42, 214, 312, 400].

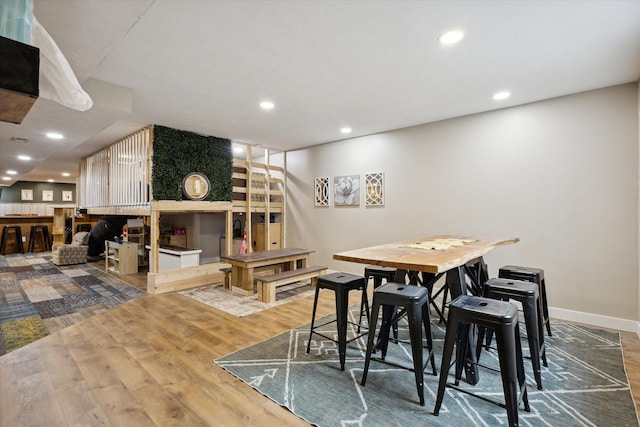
[0, 226, 25, 255]
[434, 295, 529, 427]
[499, 265, 551, 336]
[28, 225, 51, 252]
[482, 278, 548, 390]
[306, 272, 368, 371]
[361, 282, 437, 406]
[358, 265, 397, 331]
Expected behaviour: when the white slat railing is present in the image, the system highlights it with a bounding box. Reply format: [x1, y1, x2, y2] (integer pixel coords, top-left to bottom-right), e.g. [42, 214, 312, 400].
[79, 127, 151, 209]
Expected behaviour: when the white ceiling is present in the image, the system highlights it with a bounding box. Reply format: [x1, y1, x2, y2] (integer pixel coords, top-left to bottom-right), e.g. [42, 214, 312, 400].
[1, 0, 639, 185]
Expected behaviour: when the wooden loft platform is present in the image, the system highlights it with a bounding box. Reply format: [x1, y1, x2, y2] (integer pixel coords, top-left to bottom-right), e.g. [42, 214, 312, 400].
[76, 127, 287, 295]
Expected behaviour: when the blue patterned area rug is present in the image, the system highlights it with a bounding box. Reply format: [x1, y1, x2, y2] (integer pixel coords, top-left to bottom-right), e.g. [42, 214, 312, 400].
[0, 252, 144, 355]
[216, 306, 639, 426]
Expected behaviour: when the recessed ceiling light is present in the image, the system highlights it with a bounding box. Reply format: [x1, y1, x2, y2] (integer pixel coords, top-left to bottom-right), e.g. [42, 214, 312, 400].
[1, 177, 10, 181]
[340, 127, 352, 134]
[493, 91, 511, 100]
[439, 30, 464, 45]
[47, 179, 55, 182]
[46, 132, 64, 139]
[6, 170, 16, 175]
[62, 172, 70, 177]
[260, 101, 275, 110]
[18, 155, 31, 161]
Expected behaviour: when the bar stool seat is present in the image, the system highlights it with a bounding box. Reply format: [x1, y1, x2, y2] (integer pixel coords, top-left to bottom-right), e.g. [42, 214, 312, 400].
[499, 265, 551, 336]
[306, 272, 368, 371]
[482, 278, 548, 390]
[434, 295, 529, 427]
[1, 226, 24, 255]
[28, 225, 51, 252]
[361, 282, 437, 406]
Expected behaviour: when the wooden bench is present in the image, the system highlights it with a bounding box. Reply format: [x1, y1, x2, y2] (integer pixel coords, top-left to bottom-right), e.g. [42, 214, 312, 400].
[256, 265, 327, 303]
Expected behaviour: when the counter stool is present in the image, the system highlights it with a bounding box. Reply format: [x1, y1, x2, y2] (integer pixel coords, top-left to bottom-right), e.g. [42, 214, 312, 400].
[306, 272, 368, 371]
[434, 295, 529, 427]
[28, 225, 51, 252]
[482, 278, 547, 390]
[0, 226, 24, 255]
[361, 282, 437, 406]
[358, 265, 397, 331]
[499, 265, 551, 336]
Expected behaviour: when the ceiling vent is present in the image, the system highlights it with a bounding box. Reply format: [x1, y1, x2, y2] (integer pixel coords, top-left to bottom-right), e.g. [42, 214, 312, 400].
[10, 136, 29, 143]
[0, 35, 39, 124]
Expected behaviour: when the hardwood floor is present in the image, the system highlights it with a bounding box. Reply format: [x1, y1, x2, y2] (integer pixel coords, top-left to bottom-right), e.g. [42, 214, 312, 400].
[1, 264, 639, 426]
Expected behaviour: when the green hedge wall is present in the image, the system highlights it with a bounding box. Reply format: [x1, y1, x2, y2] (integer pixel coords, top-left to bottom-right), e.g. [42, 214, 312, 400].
[151, 125, 233, 201]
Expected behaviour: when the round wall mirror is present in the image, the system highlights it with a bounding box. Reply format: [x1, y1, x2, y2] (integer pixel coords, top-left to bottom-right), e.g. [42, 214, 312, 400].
[182, 172, 211, 201]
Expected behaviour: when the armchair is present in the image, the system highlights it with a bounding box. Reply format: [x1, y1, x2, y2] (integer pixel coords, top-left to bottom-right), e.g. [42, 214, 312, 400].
[52, 231, 90, 266]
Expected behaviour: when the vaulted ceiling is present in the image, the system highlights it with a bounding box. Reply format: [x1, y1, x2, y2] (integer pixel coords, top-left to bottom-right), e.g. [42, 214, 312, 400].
[1, 0, 639, 185]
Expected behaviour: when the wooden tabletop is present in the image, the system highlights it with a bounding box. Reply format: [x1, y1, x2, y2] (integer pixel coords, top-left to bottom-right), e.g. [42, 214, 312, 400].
[221, 247, 314, 264]
[333, 235, 519, 274]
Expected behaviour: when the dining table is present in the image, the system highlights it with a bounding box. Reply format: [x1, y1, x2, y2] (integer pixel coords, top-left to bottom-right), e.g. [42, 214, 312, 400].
[221, 247, 314, 293]
[333, 234, 519, 384]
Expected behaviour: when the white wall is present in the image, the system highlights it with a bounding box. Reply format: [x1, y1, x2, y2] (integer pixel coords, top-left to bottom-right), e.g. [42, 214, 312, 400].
[192, 213, 226, 263]
[286, 83, 639, 329]
[0, 203, 74, 216]
[637, 78, 640, 333]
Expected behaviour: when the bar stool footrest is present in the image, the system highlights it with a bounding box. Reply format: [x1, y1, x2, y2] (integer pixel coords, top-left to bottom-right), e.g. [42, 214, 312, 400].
[444, 382, 530, 412]
[311, 330, 368, 346]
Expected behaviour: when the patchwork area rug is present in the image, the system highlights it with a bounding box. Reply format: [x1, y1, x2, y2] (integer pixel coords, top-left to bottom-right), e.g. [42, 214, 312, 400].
[216, 307, 639, 426]
[180, 281, 316, 317]
[0, 252, 144, 355]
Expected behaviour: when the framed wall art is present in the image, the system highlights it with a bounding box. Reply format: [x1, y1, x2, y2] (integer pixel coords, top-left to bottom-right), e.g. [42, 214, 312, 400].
[21, 188, 33, 201]
[42, 190, 54, 201]
[334, 175, 360, 206]
[314, 177, 330, 207]
[62, 190, 73, 202]
[365, 172, 384, 206]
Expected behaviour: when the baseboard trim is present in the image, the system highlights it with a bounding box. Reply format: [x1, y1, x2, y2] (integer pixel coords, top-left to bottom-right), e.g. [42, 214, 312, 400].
[549, 306, 638, 333]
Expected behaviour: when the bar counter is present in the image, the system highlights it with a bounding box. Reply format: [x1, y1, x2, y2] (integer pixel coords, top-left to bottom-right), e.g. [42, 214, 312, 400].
[0, 215, 96, 254]
[0, 216, 53, 254]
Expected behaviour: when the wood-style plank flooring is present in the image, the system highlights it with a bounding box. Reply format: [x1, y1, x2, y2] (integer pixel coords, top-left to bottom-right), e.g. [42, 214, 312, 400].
[1, 263, 639, 426]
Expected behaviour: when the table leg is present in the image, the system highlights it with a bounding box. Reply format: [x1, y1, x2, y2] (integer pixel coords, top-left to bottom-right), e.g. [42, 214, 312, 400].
[446, 267, 467, 300]
[238, 267, 254, 292]
[420, 272, 445, 323]
[463, 257, 489, 295]
[231, 266, 241, 288]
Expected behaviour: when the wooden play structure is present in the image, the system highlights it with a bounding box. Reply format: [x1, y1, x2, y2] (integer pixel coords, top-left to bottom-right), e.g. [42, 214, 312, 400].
[76, 126, 286, 294]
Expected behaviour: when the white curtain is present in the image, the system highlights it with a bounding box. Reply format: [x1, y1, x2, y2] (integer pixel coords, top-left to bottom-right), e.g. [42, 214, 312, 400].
[30, 16, 93, 111]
